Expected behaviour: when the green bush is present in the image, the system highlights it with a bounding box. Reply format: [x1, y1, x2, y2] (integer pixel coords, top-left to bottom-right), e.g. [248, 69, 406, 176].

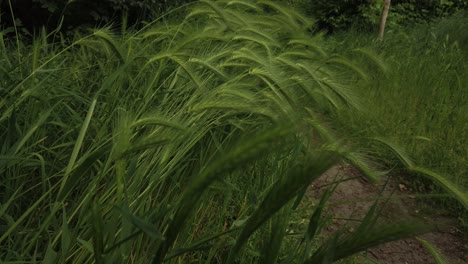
[307, 0, 376, 33]
[386, 0, 467, 29]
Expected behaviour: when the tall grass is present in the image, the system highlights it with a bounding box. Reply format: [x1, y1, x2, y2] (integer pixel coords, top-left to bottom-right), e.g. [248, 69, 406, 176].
[0, 0, 465, 263]
[328, 15, 468, 216]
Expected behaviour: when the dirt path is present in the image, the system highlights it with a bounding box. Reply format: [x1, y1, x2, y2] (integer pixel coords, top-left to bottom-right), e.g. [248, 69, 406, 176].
[307, 164, 467, 264]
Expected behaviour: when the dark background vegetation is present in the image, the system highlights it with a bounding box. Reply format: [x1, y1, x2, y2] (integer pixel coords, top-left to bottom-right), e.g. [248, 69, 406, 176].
[1, 0, 466, 35]
[0, 0, 195, 34]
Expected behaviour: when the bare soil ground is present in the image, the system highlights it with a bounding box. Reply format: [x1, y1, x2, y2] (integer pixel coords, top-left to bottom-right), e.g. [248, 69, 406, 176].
[307, 164, 467, 264]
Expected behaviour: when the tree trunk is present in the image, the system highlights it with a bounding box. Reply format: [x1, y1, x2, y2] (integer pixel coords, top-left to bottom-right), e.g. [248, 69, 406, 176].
[378, 0, 391, 41]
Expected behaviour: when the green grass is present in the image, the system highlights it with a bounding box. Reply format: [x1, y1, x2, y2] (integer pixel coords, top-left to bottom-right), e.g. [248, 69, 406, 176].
[328, 14, 468, 217]
[0, 0, 466, 263]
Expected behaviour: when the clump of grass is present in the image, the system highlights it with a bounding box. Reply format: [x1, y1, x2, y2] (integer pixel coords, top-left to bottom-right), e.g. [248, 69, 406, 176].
[0, 1, 463, 263]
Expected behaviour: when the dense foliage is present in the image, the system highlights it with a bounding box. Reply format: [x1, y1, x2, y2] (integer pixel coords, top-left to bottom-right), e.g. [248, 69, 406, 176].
[1, 0, 467, 34]
[0, 0, 195, 33]
[3, 0, 466, 262]
[288, 0, 467, 33]
[388, 0, 467, 28]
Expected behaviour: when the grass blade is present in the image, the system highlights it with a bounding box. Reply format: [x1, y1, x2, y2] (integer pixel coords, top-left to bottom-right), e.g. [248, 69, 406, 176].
[417, 238, 447, 264]
[227, 151, 337, 263]
[58, 98, 97, 201]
